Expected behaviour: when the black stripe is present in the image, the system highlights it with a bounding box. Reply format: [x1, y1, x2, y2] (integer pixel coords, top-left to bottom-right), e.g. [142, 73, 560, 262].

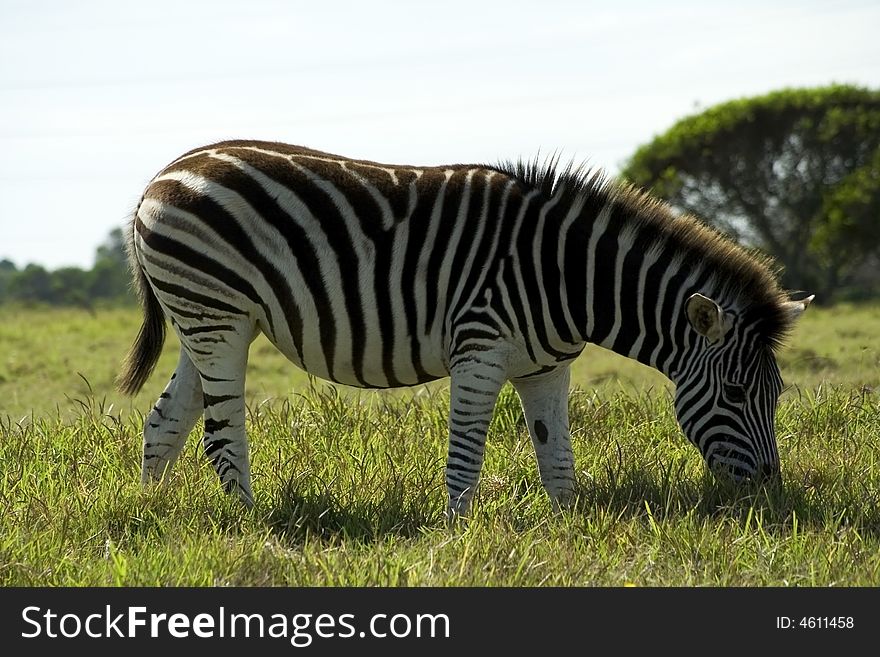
[538, 196, 574, 344]
[449, 438, 484, 457]
[204, 438, 232, 461]
[513, 190, 547, 349]
[148, 276, 247, 318]
[451, 429, 488, 444]
[178, 323, 236, 336]
[203, 419, 231, 435]
[445, 461, 481, 474]
[450, 320, 501, 349]
[162, 301, 228, 322]
[588, 208, 623, 345]
[198, 372, 232, 383]
[450, 413, 490, 426]
[516, 364, 557, 379]
[203, 393, 238, 408]
[458, 384, 491, 395]
[456, 396, 495, 407]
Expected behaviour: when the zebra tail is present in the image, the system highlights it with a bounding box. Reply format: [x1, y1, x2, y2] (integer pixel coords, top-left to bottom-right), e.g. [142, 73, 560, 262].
[117, 219, 166, 395]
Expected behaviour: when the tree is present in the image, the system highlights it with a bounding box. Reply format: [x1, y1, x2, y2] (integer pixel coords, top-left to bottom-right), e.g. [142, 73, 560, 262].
[89, 226, 132, 303]
[94, 227, 128, 268]
[0, 259, 17, 302]
[0, 228, 134, 306]
[621, 85, 880, 300]
[50, 267, 93, 309]
[7, 264, 53, 303]
[813, 146, 880, 294]
[88, 257, 131, 302]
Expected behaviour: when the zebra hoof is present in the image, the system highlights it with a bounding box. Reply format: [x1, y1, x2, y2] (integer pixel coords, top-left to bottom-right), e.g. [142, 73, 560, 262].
[549, 490, 577, 513]
[222, 479, 255, 508]
[445, 503, 471, 528]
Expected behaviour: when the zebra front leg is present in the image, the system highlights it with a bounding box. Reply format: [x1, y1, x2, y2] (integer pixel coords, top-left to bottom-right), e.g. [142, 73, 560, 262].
[142, 347, 203, 484]
[512, 366, 576, 510]
[446, 357, 505, 521]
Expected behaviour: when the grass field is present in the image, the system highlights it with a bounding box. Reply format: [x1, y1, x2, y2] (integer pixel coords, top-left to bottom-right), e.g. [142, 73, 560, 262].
[1, 303, 878, 585]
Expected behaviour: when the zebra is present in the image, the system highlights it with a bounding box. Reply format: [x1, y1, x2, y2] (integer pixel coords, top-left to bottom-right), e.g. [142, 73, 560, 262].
[118, 140, 813, 517]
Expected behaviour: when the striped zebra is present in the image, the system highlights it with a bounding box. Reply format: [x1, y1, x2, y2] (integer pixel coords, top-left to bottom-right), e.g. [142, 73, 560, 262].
[118, 140, 813, 516]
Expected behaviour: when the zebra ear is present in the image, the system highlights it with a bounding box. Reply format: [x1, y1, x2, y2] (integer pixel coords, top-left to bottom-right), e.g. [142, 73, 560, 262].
[782, 293, 815, 322]
[685, 293, 733, 345]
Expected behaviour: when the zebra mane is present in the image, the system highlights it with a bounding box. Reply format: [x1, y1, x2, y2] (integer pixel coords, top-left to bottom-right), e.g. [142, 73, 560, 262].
[491, 155, 796, 352]
[492, 152, 608, 204]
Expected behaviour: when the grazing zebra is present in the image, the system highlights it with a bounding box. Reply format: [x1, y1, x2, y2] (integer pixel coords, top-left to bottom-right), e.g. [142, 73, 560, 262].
[119, 140, 812, 516]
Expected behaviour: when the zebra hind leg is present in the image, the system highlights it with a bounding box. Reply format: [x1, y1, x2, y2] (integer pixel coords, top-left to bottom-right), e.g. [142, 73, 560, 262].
[511, 366, 576, 510]
[142, 347, 204, 485]
[199, 369, 252, 506]
[176, 320, 255, 507]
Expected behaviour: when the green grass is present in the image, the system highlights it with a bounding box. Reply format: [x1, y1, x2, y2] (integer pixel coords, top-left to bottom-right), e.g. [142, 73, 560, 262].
[1, 303, 879, 585]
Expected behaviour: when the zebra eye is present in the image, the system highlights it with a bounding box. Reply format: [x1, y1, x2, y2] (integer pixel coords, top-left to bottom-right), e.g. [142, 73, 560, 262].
[723, 383, 746, 405]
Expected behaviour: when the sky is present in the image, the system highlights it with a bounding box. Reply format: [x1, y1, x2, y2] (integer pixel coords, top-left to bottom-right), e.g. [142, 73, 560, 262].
[1, 0, 879, 270]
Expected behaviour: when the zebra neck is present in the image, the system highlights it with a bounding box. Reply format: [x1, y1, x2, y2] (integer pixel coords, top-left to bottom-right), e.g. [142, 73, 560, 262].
[574, 204, 710, 381]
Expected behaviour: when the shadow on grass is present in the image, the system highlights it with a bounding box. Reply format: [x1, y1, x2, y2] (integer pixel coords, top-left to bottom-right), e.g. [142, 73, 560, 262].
[255, 451, 880, 546]
[98, 463, 878, 546]
[263, 478, 444, 546]
[569, 462, 880, 538]
[259, 463, 880, 548]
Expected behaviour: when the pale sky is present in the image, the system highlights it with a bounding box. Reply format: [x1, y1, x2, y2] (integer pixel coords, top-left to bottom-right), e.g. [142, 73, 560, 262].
[1, 0, 878, 269]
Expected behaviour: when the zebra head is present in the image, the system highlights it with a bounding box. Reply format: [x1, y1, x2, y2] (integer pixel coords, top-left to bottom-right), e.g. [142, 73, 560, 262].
[673, 292, 813, 481]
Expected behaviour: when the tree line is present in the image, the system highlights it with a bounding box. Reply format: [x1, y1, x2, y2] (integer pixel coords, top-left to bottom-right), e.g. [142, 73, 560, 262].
[0, 228, 132, 307]
[3, 83, 879, 306]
